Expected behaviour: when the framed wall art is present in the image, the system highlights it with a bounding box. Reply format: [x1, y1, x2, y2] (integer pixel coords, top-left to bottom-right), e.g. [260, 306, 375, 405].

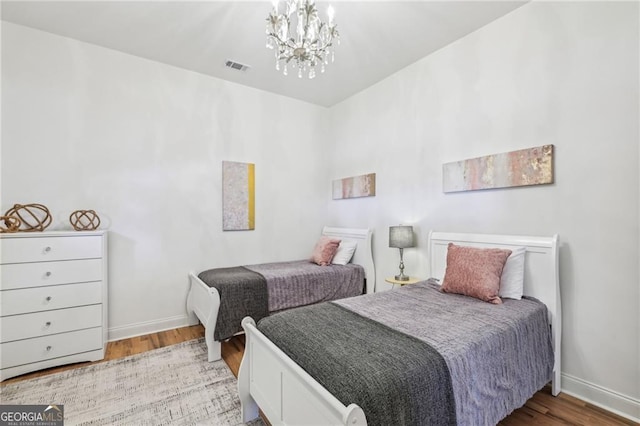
[332, 173, 376, 200]
[443, 145, 554, 193]
[222, 161, 255, 231]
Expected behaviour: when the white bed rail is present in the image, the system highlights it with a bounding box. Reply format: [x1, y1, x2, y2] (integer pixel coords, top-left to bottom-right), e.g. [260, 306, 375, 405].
[239, 317, 366, 426]
[186, 271, 221, 361]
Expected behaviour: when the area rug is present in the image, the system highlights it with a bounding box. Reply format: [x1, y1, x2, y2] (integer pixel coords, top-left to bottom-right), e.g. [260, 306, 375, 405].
[0, 338, 264, 425]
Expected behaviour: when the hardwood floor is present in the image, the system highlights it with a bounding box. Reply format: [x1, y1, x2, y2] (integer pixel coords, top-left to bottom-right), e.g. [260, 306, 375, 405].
[2, 325, 636, 426]
[0, 325, 205, 386]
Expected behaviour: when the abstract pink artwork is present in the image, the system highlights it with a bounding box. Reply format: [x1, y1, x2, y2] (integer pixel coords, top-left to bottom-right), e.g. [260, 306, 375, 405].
[443, 145, 554, 193]
[332, 173, 376, 200]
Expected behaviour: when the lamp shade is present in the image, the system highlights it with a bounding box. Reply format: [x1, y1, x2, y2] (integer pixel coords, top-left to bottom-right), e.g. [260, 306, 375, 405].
[389, 225, 414, 249]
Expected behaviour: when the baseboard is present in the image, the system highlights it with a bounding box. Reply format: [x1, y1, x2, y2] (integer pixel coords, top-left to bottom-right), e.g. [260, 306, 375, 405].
[108, 314, 195, 342]
[561, 373, 640, 423]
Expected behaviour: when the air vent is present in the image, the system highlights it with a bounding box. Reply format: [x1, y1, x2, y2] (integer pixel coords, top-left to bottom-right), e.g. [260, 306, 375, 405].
[225, 60, 250, 72]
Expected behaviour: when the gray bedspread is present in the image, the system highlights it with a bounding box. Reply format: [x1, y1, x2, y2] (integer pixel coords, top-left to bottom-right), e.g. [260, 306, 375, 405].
[257, 302, 457, 426]
[198, 266, 268, 341]
[199, 261, 365, 341]
[334, 279, 554, 425]
[245, 260, 364, 312]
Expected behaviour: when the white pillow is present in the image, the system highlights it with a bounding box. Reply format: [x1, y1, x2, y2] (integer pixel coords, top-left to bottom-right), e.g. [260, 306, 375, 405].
[499, 246, 526, 300]
[331, 241, 358, 265]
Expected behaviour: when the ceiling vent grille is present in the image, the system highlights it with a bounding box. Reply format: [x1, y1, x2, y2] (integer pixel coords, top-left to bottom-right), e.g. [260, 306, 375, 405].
[225, 60, 250, 72]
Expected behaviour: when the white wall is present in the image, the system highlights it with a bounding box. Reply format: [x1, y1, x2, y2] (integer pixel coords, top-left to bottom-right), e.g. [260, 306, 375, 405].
[327, 1, 639, 421]
[1, 22, 330, 339]
[2, 1, 639, 421]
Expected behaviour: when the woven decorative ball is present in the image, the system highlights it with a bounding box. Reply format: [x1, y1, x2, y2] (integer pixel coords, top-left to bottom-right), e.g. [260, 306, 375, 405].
[70, 209, 101, 231]
[0, 215, 21, 233]
[4, 203, 52, 232]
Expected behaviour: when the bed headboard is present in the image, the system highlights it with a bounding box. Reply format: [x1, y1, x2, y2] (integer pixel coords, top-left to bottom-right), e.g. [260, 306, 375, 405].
[322, 226, 375, 295]
[428, 230, 561, 396]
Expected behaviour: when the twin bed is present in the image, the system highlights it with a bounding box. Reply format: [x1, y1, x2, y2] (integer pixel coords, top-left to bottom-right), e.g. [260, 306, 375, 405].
[186, 226, 375, 362]
[237, 231, 561, 425]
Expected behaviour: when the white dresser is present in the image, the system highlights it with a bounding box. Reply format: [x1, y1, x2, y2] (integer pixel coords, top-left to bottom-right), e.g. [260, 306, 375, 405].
[0, 230, 108, 381]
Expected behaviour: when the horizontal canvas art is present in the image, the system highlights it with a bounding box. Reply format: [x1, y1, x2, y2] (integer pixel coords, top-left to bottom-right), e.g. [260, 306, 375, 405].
[443, 145, 554, 193]
[332, 173, 376, 200]
[222, 161, 255, 231]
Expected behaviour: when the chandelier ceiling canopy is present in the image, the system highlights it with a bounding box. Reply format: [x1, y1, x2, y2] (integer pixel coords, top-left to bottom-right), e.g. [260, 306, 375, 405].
[266, 0, 340, 79]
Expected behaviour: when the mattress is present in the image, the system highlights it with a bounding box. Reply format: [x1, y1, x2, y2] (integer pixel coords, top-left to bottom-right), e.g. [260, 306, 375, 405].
[258, 279, 554, 425]
[199, 260, 365, 340]
[245, 260, 364, 311]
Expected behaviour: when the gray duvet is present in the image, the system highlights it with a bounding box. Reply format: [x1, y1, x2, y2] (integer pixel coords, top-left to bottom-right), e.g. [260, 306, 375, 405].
[258, 302, 457, 426]
[199, 260, 365, 341]
[198, 266, 268, 340]
[334, 279, 554, 425]
[245, 260, 364, 312]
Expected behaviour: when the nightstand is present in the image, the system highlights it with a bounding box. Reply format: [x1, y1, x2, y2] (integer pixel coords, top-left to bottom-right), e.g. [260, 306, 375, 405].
[385, 276, 422, 287]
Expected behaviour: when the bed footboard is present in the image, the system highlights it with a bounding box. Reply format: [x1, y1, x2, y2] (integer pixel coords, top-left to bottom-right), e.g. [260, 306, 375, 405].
[187, 271, 222, 361]
[239, 317, 367, 426]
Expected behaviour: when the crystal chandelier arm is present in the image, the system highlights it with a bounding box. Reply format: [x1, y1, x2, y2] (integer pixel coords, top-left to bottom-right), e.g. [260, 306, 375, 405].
[269, 32, 296, 51]
[300, 2, 314, 49]
[267, 14, 297, 51]
[314, 23, 331, 50]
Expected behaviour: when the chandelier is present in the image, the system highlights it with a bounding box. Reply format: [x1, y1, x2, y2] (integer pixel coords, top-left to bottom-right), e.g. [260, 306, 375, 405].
[266, 0, 340, 79]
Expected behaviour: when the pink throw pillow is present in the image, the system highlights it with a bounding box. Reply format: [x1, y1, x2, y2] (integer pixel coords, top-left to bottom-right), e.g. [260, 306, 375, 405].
[441, 243, 512, 304]
[310, 237, 341, 266]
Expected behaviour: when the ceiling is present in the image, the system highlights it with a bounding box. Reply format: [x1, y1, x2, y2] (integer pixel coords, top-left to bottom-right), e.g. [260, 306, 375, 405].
[1, 1, 527, 107]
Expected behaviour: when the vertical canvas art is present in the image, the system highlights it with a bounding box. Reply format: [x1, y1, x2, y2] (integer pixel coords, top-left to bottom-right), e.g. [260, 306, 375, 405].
[443, 145, 554, 193]
[332, 173, 376, 200]
[222, 161, 255, 231]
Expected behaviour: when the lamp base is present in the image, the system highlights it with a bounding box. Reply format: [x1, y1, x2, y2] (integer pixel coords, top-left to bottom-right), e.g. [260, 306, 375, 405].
[395, 273, 410, 281]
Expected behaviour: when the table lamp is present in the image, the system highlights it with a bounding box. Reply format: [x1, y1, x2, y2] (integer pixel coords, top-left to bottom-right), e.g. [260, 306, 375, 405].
[389, 225, 415, 281]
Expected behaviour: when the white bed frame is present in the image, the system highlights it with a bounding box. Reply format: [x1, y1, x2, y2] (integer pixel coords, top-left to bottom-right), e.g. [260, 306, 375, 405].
[238, 231, 561, 425]
[186, 226, 375, 362]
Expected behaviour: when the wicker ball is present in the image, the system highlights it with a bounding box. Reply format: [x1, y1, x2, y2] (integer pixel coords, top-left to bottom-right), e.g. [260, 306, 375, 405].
[70, 209, 101, 231]
[4, 203, 52, 232]
[0, 215, 21, 233]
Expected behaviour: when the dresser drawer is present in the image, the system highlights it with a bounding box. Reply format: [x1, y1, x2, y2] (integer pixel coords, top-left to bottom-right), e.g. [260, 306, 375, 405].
[1, 305, 102, 343]
[1, 259, 103, 290]
[0, 327, 102, 369]
[1, 235, 102, 264]
[0, 282, 102, 316]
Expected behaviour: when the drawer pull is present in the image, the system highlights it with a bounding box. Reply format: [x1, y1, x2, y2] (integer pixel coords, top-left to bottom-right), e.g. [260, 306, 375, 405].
[45, 296, 52, 302]
[45, 321, 52, 327]
[46, 346, 52, 352]
[45, 271, 52, 277]
[44, 246, 52, 253]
